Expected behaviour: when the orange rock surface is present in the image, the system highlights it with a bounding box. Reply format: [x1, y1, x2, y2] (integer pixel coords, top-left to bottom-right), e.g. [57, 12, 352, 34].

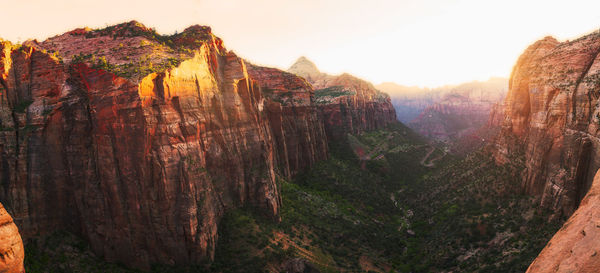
[0, 22, 396, 269]
[527, 169, 600, 273]
[492, 32, 600, 216]
[0, 203, 24, 273]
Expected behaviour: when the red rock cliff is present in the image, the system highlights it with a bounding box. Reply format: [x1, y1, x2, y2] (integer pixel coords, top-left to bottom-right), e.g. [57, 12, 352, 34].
[246, 64, 328, 177]
[287, 57, 397, 139]
[0, 21, 394, 270]
[0, 21, 326, 269]
[526, 169, 600, 273]
[492, 32, 600, 216]
[0, 202, 24, 273]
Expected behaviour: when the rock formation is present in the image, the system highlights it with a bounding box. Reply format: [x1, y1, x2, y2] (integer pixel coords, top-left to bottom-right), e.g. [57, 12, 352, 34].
[377, 78, 507, 143]
[246, 64, 328, 177]
[408, 78, 507, 142]
[287, 57, 397, 139]
[0, 22, 395, 269]
[526, 169, 600, 273]
[0, 203, 24, 273]
[492, 32, 600, 216]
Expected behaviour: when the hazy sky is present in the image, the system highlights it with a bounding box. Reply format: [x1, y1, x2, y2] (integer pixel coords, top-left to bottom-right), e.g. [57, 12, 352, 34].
[3, 0, 600, 87]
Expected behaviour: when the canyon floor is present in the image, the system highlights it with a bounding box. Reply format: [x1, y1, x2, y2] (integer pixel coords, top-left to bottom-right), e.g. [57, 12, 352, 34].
[23, 123, 563, 273]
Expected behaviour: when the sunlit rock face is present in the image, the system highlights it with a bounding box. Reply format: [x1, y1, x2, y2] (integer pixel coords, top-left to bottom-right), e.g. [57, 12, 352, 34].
[526, 169, 600, 273]
[0, 22, 396, 270]
[287, 57, 397, 139]
[492, 32, 600, 217]
[0, 22, 277, 269]
[0, 203, 24, 273]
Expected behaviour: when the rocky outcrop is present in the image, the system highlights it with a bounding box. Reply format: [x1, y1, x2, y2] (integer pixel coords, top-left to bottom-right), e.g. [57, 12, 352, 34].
[0, 22, 395, 270]
[287, 57, 397, 139]
[0, 22, 300, 269]
[492, 32, 600, 216]
[1, 23, 279, 269]
[0, 203, 24, 273]
[526, 169, 600, 273]
[246, 64, 328, 177]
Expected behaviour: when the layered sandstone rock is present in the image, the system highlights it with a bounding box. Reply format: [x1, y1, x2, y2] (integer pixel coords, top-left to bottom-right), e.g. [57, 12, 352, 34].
[526, 169, 600, 273]
[287, 57, 397, 139]
[0, 22, 296, 269]
[246, 64, 328, 177]
[0, 203, 24, 273]
[492, 32, 600, 216]
[0, 21, 393, 270]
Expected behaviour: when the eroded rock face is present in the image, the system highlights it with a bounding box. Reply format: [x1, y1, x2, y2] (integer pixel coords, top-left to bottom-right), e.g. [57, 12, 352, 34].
[287, 57, 397, 139]
[0, 203, 24, 273]
[0, 22, 395, 270]
[526, 169, 600, 273]
[0, 22, 279, 269]
[492, 32, 600, 216]
[246, 64, 328, 177]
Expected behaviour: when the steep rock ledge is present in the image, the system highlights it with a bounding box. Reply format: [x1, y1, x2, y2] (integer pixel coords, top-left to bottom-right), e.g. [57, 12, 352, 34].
[246, 64, 328, 177]
[0, 22, 277, 269]
[0, 22, 395, 269]
[287, 57, 397, 139]
[492, 32, 600, 216]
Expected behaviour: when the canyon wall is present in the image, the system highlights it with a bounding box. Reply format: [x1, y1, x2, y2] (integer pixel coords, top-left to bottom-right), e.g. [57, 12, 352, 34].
[492, 32, 600, 217]
[246, 64, 328, 177]
[288, 57, 397, 139]
[526, 169, 600, 273]
[408, 78, 507, 143]
[0, 21, 394, 269]
[377, 78, 507, 144]
[0, 202, 24, 273]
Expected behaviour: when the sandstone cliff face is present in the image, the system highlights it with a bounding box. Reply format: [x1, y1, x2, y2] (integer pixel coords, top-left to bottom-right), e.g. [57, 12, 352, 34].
[0, 21, 393, 270]
[492, 32, 600, 216]
[0, 203, 24, 273]
[246, 64, 328, 177]
[287, 57, 397, 139]
[526, 169, 600, 273]
[0, 21, 325, 269]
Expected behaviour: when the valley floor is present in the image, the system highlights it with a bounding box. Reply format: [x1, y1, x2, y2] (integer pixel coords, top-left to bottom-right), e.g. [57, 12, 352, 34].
[24, 123, 563, 273]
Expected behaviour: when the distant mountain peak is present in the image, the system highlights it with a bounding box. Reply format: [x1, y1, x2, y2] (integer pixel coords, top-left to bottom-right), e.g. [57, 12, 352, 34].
[288, 56, 321, 80]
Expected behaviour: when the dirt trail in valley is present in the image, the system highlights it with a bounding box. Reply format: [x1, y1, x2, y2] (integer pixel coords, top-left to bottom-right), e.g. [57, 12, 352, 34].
[420, 146, 446, 167]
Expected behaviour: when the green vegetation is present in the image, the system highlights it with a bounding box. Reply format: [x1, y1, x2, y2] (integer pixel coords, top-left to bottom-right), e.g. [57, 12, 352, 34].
[314, 86, 355, 99]
[23, 123, 562, 272]
[25, 231, 137, 273]
[71, 52, 182, 78]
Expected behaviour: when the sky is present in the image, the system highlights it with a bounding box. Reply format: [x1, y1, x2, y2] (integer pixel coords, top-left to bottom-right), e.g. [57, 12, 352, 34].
[2, 0, 600, 87]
